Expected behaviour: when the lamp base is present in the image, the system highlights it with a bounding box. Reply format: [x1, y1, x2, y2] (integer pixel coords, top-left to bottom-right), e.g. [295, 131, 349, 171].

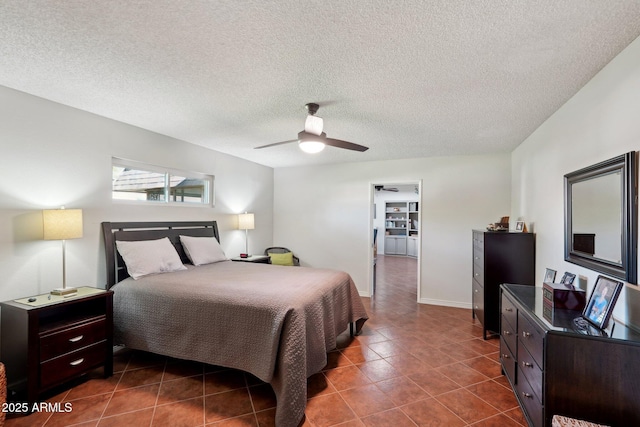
[50, 287, 77, 296]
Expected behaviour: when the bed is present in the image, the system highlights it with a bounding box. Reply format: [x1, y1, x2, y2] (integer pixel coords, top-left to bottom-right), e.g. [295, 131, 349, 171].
[101, 221, 368, 427]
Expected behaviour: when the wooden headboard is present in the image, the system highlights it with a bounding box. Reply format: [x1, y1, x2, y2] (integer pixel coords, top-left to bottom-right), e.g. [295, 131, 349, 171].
[101, 221, 220, 289]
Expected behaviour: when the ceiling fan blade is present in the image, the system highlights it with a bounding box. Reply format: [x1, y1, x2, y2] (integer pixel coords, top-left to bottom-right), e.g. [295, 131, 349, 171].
[254, 139, 298, 149]
[324, 137, 369, 152]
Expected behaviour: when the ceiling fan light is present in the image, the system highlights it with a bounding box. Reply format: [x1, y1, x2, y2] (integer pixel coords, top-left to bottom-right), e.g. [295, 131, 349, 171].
[299, 140, 325, 153]
[304, 115, 324, 136]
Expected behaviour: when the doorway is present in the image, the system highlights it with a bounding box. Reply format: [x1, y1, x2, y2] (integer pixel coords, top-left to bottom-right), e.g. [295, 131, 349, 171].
[370, 181, 422, 301]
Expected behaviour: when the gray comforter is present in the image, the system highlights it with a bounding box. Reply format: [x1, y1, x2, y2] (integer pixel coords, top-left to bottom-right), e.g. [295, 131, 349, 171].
[112, 260, 368, 427]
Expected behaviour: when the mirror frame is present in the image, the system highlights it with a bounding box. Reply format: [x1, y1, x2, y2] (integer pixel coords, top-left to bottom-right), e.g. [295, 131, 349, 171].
[564, 151, 637, 284]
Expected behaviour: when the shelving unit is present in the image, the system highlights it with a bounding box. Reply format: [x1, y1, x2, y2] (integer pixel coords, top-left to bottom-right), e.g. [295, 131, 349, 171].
[384, 201, 419, 256]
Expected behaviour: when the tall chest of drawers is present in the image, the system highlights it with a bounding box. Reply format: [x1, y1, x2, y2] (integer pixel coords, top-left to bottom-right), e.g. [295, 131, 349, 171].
[472, 230, 535, 339]
[500, 284, 640, 427]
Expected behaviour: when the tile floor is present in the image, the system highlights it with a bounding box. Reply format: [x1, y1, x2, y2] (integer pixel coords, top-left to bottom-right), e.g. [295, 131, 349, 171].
[6, 255, 526, 427]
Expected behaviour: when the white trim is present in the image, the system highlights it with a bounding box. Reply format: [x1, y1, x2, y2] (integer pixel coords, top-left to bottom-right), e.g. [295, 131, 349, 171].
[419, 297, 472, 310]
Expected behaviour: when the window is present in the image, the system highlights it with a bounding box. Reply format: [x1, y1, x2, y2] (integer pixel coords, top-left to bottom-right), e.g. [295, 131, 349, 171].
[112, 158, 214, 206]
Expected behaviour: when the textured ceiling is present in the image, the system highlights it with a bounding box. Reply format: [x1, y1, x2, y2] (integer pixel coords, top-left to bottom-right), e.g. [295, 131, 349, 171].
[2, 1, 640, 168]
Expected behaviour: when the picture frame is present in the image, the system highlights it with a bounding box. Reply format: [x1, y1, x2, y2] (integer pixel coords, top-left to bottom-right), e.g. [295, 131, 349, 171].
[515, 221, 525, 232]
[543, 268, 557, 283]
[560, 272, 576, 286]
[582, 275, 624, 330]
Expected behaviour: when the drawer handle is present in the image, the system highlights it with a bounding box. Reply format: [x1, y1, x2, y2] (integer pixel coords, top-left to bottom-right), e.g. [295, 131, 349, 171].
[474, 289, 478, 293]
[504, 308, 513, 312]
[503, 331, 511, 336]
[522, 361, 533, 368]
[522, 392, 533, 399]
[69, 358, 85, 366]
[522, 331, 531, 338]
[502, 354, 510, 359]
[474, 273, 479, 277]
[69, 335, 84, 343]
[475, 305, 479, 309]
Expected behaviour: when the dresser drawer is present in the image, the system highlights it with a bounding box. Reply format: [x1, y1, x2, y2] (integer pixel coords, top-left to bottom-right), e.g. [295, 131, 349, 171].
[518, 311, 544, 368]
[515, 373, 543, 427]
[518, 342, 542, 403]
[472, 262, 484, 286]
[472, 280, 484, 324]
[501, 314, 517, 355]
[40, 340, 107, 389]
[500, 337, 516, 386]
[40, 317, 107, 361]
[501, 293, 517, 330]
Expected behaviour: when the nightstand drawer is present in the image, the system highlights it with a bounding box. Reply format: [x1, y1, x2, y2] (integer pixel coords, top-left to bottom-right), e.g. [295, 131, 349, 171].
[40, 317, 107, 361]
[40, 341, 107, 389]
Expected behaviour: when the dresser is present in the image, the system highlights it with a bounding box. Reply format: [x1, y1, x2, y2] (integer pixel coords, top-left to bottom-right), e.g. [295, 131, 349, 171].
[1, 287, 113, 406]
[500, 284, 640, 427]
[472, 230, 535, 339]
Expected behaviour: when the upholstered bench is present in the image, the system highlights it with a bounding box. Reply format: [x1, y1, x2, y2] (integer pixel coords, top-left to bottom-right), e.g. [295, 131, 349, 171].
[552, 415, 609, 427]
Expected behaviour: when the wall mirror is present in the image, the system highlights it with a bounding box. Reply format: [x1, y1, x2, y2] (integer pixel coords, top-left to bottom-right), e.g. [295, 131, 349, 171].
[564, 152, 637, 283]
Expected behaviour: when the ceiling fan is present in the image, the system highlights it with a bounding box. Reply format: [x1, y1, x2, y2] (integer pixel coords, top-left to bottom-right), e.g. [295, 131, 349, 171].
[254, 103, 369, 153]
[375, 185, 398, 192]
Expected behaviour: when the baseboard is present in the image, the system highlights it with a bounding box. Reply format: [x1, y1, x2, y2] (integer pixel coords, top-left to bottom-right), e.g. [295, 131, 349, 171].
[418, 297, 472, 310]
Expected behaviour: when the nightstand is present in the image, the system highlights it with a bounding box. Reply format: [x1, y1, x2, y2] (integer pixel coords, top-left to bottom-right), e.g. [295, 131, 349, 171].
[0, 287, 113, 406]
[231, 255, 270, 263]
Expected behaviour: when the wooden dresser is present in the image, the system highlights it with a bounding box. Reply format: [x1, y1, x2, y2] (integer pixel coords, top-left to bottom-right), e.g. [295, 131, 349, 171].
[472, 230, 535, 339]
[500, 284, 640, 427]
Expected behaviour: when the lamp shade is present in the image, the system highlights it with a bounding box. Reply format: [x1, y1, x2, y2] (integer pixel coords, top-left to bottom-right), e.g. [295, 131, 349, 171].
[43, 209, 83, 240]
[238, 213, 255, 230]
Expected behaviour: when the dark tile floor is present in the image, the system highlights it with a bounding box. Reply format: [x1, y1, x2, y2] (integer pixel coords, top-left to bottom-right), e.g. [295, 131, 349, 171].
[6, 255, 525, 426]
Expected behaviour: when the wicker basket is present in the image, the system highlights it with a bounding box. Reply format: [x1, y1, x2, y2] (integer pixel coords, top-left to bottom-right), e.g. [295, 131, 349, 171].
[0, 362, 5, 426]
[552, 415, 609, 427]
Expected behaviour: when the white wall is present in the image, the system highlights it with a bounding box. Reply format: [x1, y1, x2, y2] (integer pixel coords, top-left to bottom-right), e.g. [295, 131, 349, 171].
[511, 35, 640, 328]
[274, 154, 511, 307]
[0, 86, 273, 301]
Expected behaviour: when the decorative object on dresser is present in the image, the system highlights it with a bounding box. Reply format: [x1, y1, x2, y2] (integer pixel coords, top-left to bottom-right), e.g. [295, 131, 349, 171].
[542, 282, 586, 311]
[543, 268, 557, 283]
[580, 275, 623, 331]
[237, 212, 255, 256]
[559, 271, 576, 285]
[42, 207, 83, 296]
[500, 284, 640, 427]
[472, 230, 535, 339]
[0, 287, 113, 410]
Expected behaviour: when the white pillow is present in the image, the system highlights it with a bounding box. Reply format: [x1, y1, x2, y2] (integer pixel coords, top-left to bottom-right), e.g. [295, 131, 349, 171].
[116, 237, 187, 279]
[180, 235, 228, 266]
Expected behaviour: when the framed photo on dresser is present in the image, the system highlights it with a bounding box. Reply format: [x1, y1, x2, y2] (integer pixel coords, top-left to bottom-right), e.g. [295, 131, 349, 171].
[583, 275, 624, 330]
[544, 268, 557, 283]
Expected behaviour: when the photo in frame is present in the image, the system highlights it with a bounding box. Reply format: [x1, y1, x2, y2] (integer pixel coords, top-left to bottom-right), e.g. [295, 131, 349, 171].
[543, 268, 557, 283]
[582, 275, 624, 330]
[515, 221, 525, 232]
[560, 272, 576, 286]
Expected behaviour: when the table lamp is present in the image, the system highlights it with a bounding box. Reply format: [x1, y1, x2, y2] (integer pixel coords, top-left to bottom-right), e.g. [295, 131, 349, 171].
[43, 207, 83, 295]
[238, 212, 255, 256]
